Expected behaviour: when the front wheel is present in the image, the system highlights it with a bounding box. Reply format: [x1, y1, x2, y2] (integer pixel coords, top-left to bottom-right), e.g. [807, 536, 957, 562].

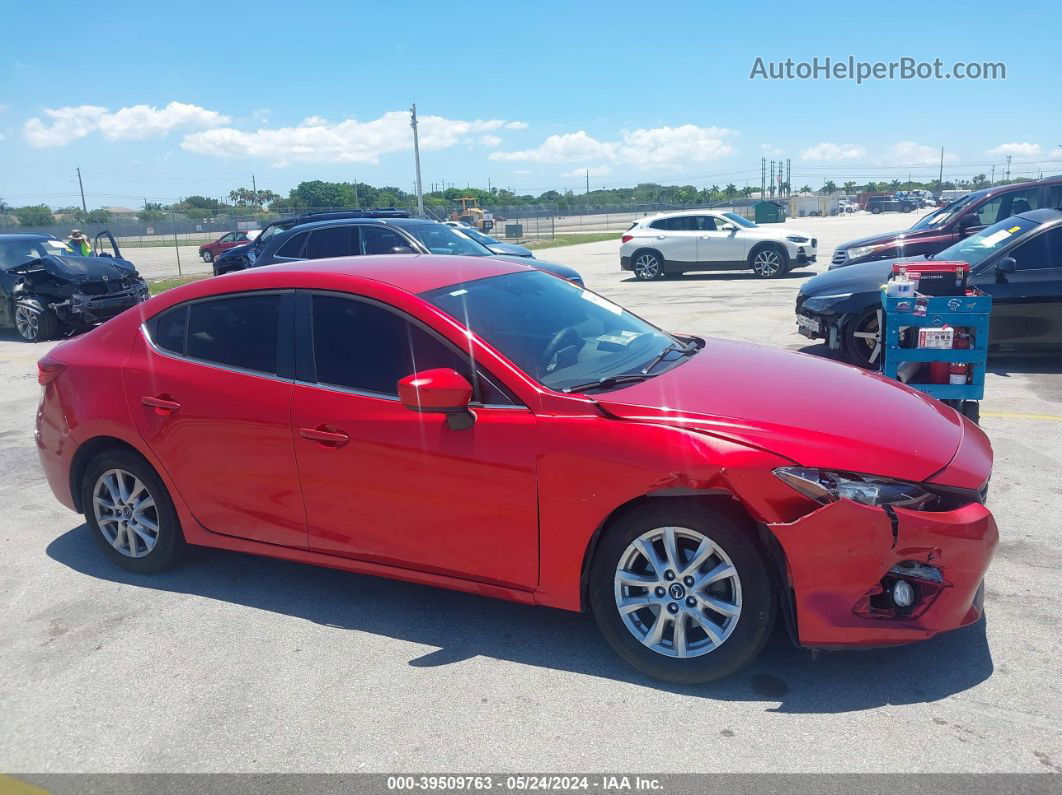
[14, 298, 60, 342]
[749, 245, 789, 278]
[590, 503, 776, 683]
[843, 307, 885, 369]
[201, 250, 214, 262]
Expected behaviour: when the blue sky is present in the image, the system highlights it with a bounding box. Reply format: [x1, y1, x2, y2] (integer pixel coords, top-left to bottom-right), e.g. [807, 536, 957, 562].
[1, 0, 1059, 209]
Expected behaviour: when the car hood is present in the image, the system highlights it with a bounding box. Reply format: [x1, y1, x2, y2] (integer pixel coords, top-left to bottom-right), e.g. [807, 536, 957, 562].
[12, 254, 139, 281]
[487, 242, 534, 257]
[216, 242, 253, 259]
[837, 226, 945, 250]
[593, 338, 963, 482]
[493, 254, 580, 280]
[745, 225, 811, 239]
[801, 257, 906, 297]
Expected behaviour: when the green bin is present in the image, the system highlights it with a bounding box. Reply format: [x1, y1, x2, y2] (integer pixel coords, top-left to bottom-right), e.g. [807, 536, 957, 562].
[754, 201, 786, 223]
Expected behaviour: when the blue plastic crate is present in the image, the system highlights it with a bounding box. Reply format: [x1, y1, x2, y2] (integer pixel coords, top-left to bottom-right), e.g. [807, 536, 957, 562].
[880, 292, 992, 402]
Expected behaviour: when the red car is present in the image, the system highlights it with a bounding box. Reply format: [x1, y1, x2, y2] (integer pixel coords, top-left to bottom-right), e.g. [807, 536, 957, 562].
[198, 230, 259, 263]
[34, 256, 997, 682]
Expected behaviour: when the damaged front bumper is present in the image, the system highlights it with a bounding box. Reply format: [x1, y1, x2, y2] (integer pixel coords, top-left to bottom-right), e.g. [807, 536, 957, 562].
[768, 498, 997, 647]
[51, 285, 148, 326]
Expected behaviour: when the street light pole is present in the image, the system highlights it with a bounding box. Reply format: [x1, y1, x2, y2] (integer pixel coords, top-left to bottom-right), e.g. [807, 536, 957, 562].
[410, 103, 425, 217]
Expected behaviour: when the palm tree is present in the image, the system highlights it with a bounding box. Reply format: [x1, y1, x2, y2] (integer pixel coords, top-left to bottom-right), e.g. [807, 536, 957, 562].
[843, 181, 857, 195]
[820, 180, 837, 195]
[800, 185, 812, 195]
[889, 179, 902, 191]
[724, 183, 738, 200]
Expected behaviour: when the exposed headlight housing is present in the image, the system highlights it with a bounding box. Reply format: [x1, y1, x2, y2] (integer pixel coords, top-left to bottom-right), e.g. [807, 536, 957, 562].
[786, 235, 810, 243]
[773, 467, 935, 508]
[846, 245, 880, 260]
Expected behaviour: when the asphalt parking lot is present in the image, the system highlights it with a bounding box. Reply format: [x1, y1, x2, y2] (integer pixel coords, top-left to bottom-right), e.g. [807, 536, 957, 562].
[1, 212, 1060, 773]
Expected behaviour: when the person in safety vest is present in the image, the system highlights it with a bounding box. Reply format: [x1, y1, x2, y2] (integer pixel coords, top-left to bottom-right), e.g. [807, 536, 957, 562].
[67, 230, 91, 256]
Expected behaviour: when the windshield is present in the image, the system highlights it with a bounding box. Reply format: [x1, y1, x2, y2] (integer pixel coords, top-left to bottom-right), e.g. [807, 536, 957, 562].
[403, 223, 492, 255]
[0, 238, 73, 268]
[910, 195, 973, 230]
[931, 216, 1039, 268]
[460, 227, 501, 245]
[424, 270, 682, 392]
[723, 212, 757, 228]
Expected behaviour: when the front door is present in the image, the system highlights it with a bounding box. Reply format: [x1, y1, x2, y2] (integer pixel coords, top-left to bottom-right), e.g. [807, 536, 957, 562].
[976, 227, 1062, 351]
[291, 291, 540, 587]
[694, 215, 745, 265]
[123, 291, 307, 548]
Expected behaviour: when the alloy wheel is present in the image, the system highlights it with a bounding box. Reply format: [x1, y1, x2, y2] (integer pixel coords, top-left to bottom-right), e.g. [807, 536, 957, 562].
[852, 309, 883, 366]
[92, 468, 160, 558]
[633, 253, 661, 279]
[14, 306, 38, 340]
[753, 249, 782, 277]
[613, 526, 742, 658]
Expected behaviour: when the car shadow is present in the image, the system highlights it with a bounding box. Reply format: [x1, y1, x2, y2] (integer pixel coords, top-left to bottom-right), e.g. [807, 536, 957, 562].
[47, 523, 993, 713]
[620, 269, 816, 284]
[986, 354, 1062, 376]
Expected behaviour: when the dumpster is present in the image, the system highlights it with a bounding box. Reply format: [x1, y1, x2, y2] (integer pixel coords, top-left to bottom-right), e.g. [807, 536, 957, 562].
[754, 200, 787, 224]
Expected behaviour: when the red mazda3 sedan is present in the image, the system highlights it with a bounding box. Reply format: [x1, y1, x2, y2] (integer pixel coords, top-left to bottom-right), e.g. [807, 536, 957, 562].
[35, 255, 997, 682]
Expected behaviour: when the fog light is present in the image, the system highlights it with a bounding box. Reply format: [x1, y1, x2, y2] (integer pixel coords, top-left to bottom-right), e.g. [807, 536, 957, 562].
[892, 579, 915, 608]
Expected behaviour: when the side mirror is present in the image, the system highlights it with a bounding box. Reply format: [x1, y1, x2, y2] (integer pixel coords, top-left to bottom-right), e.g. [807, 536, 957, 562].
[719, 223, 737, 232]
[397, 368, 475, 429]
[387, 246, 416, 254]
[958, 213, 980, 234]
[995, 256, 1016, 275]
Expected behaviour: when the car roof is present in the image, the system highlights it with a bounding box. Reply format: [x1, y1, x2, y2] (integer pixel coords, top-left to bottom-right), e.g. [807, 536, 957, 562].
[1016, 207, 1062, 223]
[0, 233, 58, 241]
[643, 209, 725, 220]
[223, 254, 531, 295]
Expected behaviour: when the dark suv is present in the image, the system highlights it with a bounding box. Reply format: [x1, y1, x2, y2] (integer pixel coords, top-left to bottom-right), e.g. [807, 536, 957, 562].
[832, 176, 1062, 268]
[865, 195, 916, 215]
[234, 217, 584, 286]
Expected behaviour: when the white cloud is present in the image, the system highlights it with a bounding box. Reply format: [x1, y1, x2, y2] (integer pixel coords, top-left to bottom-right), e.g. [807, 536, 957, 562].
[479, 134, 502, 147]
[181, 111, 527, 165]
[504, 121, 528, 130]
[761, 144, 784, 156]
[887, 141, 955, 165]
[800, 142, 866, 161]
[513, 169, 531, 175]
[985, 142, 1042, 158]
[490, 125, 736, 168]
[561, 165, 612, 178]
[24, 101, 229, 147]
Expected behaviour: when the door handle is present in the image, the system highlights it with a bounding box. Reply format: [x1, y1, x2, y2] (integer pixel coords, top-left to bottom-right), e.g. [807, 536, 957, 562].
[299, 425, 350, 447]
[142, 395, 181, 415]
[656, 235, 667, 239]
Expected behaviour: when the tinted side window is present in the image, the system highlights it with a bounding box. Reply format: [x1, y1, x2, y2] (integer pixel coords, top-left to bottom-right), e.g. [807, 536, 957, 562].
[1011, 229, 1058, 270]
[305, 226, 352, 259]
[276, 231, 308, 258]
[153, 305, 188, 354]
[1048, 185, 1062, 211]
[187, 294, 282, 374]
[694, 216, 718, 231]
[361, 226, 412, 254]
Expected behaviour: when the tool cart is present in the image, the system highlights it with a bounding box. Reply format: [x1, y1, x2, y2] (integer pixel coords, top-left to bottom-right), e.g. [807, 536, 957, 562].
[880, 268, 991, 424]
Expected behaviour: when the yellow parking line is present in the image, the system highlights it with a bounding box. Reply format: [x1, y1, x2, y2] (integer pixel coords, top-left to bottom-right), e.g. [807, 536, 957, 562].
[0, 775, 49, 794]
[980, 411, 1062, 421]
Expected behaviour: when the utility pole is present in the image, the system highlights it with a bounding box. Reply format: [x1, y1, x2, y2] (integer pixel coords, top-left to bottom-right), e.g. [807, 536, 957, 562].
[990, 165, 995, 186]
[938, 147, 945, 193]
[786, 158, 791, 197]
[76, 167, 87, 213]
[1005, 155, 1012, 182]
[585, 169, 590, 195]
[761, 158, 766, 198]
[251, 174, 257, 193]
[409, 103, 425, 217]
[353, 178, 359, 208]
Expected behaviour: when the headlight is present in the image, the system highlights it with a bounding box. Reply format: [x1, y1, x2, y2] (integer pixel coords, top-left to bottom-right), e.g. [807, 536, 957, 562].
[773, 467, 935, 508]
[846, 245, 879, 260]
[786, 235, 810, 243]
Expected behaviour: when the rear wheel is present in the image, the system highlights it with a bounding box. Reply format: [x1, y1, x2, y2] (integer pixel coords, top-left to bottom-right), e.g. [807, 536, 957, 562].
[749, 245, 789, 278]
[590, 502, 775, 683]
[632, 250, 666, 281]
[81, 449, 184, 574]
[14, 298, 59, 342]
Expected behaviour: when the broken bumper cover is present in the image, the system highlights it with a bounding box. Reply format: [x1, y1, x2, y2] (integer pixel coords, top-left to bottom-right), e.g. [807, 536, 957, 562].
[769, 498, 997, 647]
[52, 288, 148, 325]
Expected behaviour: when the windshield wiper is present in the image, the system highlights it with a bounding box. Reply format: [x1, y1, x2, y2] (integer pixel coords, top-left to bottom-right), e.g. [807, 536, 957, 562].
[561, 373, 657, 393]
[639, 339, 698, 375]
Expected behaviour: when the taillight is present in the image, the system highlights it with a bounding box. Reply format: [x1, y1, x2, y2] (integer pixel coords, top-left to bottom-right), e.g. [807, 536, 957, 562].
[37, 356, 66, 386]
[621, 235, 633, 243]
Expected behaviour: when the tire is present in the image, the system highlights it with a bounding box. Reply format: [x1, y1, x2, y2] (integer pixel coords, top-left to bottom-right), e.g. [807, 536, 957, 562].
[871, 207, 882, 214]
[80, 448, 185, 574]
[843, 307, 885, 369]
[749, 244, 789, 278]
[589, 502, 776, 683]
[202, 250, 214, 262]
[631, 250, 666, 281]
[14, 298, 60, 342]
[962, 401, 980, 425]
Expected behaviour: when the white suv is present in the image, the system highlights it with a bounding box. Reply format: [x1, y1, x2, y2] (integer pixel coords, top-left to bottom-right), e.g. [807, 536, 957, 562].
[619, 210, 817, 280]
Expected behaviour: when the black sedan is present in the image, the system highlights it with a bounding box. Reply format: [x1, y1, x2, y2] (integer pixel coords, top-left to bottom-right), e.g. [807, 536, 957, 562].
[796, 208, 1062, 368]
[232, 217, 584, 286]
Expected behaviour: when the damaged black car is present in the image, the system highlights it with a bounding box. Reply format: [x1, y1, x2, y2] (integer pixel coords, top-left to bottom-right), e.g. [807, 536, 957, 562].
[0, 232, 148, 342]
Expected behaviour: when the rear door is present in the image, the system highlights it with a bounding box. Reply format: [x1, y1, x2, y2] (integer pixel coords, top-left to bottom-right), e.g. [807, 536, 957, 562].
[648, 217, 698, 265]
[975, 227, 1062, 351]
[123, 291, 307, 548]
